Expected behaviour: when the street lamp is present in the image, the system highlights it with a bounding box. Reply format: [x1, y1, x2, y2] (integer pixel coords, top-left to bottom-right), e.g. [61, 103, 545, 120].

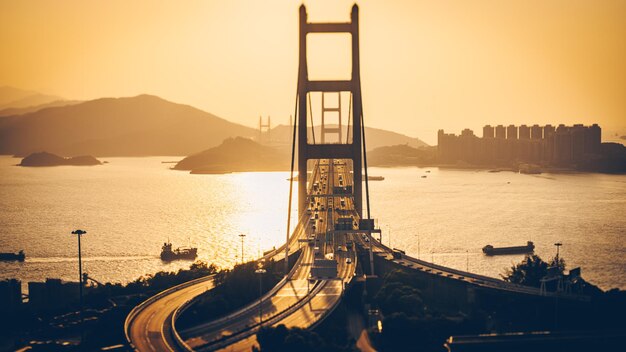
[71, 229, 86, 341]
[239, 233, 246, 264]
[554, 242, 562, 261]
[255, 264, 267, 324]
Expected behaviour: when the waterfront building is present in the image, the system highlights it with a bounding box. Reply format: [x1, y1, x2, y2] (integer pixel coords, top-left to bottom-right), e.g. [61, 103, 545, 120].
[28, 279, 80, 310]
[437, 123, 602, 167]
[0, 279, 22, 311]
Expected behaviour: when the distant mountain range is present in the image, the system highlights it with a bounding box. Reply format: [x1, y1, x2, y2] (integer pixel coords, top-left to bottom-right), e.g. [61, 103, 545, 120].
[0, 100, 81, 117]
[0, 94, 256, 157]
[0, 86, 63, 110]
[0, 88, 428, 158]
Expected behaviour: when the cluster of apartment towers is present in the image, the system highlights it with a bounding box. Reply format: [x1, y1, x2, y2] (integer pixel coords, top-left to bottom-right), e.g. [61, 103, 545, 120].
[438, 124, 602, 166]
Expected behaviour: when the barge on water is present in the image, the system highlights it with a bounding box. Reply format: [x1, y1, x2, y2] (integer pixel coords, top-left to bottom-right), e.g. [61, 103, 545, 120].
[482, 241, 535, 256]
[0, 250, 25, 262]
[160, 241, 197, 261]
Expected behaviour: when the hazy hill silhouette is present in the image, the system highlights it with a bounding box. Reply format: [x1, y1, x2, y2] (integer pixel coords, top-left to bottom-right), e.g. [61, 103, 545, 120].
[0, 86, 62, 110]
[0, 99, 81, 117]
[0, 95, 256, 157]
[368, 144, 437, 166]
[266, 124, 428, 150]
[174, 137, 288, 173]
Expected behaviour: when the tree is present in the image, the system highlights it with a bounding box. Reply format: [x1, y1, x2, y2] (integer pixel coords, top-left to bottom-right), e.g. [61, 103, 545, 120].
[502, 254, 565, 287]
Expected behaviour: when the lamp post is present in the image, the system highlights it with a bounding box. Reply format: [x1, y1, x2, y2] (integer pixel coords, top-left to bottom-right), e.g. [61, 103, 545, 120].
[71, 229, 86, 341]
[239, 233, 246, 264]
[255, 266, 266, 324]
[554, 242, 562, 262]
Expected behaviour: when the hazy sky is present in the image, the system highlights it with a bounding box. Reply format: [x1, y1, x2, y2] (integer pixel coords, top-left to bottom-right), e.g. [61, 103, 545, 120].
[1, 0, 624, 144]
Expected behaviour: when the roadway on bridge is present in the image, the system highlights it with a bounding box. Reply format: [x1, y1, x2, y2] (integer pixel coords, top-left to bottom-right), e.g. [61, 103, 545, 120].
[128, 277, 216, 352]
[178, 159, 357, 352]
[126, 161, 331, 351]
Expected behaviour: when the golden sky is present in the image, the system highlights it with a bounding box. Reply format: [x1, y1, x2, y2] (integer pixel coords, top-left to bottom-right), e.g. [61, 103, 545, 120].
[1, 0, 624, 144]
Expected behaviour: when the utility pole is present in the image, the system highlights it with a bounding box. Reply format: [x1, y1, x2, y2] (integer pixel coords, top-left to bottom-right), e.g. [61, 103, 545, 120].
[239, 233, 246, 264]
[554, 242, 562, 262]
[71, 229, 87, 343]
[255, 265, 266, 324]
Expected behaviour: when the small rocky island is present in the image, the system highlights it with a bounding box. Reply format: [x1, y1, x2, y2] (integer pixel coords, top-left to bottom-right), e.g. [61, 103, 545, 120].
[19, 152, 102, 167]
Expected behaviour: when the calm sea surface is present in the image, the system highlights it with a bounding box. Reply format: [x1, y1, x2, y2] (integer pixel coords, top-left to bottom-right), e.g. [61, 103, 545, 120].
[0, 156, 624, 290]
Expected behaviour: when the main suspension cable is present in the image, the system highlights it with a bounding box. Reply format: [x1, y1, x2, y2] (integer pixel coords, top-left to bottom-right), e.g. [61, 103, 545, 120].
[308, 93, 316, 144]
[346, 93, 352, 144]
[285, 79, 300, 276]
[360, 107, 371, 220]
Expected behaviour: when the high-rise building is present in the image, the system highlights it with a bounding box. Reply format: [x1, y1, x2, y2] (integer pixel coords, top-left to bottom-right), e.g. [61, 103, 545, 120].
[585, 124, 602, 154]
[554, 124, 572, 164]
[483, 125, 494, 138]
[519, 125, 530, 139]
[506, 125, 517, 140]
[495, 125, 506, 139]
[531, 124, 542, 139]
[437, 124, 601, 167]
[543, 124, 556, 163]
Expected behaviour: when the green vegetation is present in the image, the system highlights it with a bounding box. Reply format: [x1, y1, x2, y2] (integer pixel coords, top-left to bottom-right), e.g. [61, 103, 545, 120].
[177, 258, 285, 328]
[367, 144, 437, 167]
[1, 261, 219, 351]
[85, 261, 219, 307]
[501, 254, 564, 288]
[255, 324, 357, 352]
[374, 270, 426, 316]
[370, 270, 482, 352]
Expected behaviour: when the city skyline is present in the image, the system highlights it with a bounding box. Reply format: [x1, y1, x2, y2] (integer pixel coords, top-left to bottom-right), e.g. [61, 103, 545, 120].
[1, 0, 625, 145]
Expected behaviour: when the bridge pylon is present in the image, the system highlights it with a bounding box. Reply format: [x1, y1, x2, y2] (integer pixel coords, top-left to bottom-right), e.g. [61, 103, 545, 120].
[297, 4, 364, 217]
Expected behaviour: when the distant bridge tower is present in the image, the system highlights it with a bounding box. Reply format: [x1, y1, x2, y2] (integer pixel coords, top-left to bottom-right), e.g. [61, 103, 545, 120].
[321, 92, 342, 144]
[297, 4, 364, 216]
[259, 115, 271, 143]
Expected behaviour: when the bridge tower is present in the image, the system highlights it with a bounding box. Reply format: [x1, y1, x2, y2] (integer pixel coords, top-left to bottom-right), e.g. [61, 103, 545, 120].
[297, 4, 364, 216]
[259, 115, 271, 143]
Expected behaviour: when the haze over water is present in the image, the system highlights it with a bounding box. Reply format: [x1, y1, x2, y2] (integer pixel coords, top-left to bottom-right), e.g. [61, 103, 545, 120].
[0, 156, 624, 290]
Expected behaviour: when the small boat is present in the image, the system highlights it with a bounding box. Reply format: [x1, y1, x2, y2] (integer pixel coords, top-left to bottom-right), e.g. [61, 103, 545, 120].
[366, 175, 385, 181]
[482, 241, 534, 256]
[160, 241, 197, 261]
[0, 250, 25, 262]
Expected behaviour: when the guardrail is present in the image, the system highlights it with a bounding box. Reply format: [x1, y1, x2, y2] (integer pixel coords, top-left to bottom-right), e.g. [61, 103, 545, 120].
[124, 274, 216, 351]
[309, 253, 357, 330]
[368, 238, 589, 300]
[127, 161, 323, 351]
[206, 252, 358, 350]
[174, 247, 306, 343]
[204, 279, 327, 351]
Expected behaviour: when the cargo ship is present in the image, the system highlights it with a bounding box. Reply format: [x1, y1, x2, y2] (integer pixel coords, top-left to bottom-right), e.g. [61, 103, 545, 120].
[482, 241, 534, 256]
[0, 250, 25, 262]
[160, 241, 197, 261]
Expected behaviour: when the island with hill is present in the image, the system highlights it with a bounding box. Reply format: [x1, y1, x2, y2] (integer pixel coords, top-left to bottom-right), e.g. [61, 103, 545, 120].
[19, 152, 102, 167]
[174, 137, 289, 173]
